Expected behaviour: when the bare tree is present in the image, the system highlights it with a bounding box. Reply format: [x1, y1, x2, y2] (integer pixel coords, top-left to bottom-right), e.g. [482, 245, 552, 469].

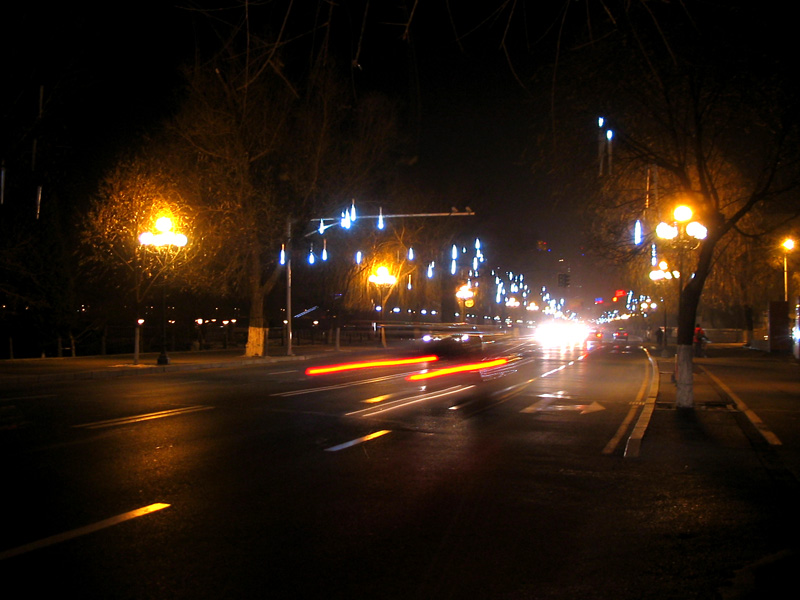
[542, 2, 800, 406]
[167, 5, 404, 355]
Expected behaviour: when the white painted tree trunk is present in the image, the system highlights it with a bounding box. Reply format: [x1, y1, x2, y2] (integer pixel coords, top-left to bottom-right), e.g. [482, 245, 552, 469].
[675, 344, 694, 408]
[245, 326, 268, 357]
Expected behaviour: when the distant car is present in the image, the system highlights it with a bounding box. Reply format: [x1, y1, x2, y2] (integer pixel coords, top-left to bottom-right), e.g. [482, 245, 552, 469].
[588, 329, 604, 341]
[418, 332, 483, 359]
[613, 330, 628, 342]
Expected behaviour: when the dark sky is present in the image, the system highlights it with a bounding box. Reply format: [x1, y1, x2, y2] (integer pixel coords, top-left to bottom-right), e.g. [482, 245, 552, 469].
[4, 2, 599, 299]
[6, 2, 792, 318]
[337, 2, 574, 266]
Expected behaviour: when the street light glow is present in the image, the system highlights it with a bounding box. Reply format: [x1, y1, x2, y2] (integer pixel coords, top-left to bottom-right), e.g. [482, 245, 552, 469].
[139, 217, 187, 247]
[673, 205, 693, 222]
[685, 221, 707, 240]
[655, 205, 706, 243]
[369, 265, 397, 286]
[783, 238, 795, 302]
[655, 222, 678, 239]
[456, 284, 474, 300]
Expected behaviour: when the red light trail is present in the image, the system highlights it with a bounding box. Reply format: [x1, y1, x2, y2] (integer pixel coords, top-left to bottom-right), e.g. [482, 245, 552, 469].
[305, 355, 439, 376]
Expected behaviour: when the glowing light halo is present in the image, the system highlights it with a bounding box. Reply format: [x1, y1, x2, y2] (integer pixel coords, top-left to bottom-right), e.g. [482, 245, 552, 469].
[139, 214, 187, 247]
[368, 265, 397, 286]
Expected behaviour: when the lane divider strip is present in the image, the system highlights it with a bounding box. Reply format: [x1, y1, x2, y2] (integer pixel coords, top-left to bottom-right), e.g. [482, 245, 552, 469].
[324, 430, 391, 452]
[700, 366, 782, 446]
[73, 406, 214, 429]
[0, 503, 171, 561]
[617, 348, 658, 458]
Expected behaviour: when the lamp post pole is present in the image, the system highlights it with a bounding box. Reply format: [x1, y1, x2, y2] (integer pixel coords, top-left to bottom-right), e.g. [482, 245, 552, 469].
[157, 284, 169, 365]
[783, 239, 794, 303]
[286, 218, 294, 356]
[138, 215, 187, 366]
[785, 254, 789, 303]
[369, 266, 397, 348]
[649, 261, 677, 358]
[134, 318, 144, 365]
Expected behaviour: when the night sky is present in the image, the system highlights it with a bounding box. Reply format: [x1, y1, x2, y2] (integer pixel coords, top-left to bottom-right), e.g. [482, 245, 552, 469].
[4, 2, 603, 301]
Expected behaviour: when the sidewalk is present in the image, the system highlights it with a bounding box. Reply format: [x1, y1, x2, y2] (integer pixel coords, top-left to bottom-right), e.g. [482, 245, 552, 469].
[645, 342, 799, 458]
[644, 343, 799, 600]
[650, 342, 798, 411]
[0, 344, 351, 386]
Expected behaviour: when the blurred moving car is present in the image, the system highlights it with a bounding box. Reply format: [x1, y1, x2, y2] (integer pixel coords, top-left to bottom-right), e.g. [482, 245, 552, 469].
[613, 329, 629, 342]
[417, 332, 483, 359]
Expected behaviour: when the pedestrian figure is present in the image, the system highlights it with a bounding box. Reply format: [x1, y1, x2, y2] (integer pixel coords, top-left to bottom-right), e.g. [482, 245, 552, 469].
[694, 323, 707, 357]
[656, 327, 664, 345]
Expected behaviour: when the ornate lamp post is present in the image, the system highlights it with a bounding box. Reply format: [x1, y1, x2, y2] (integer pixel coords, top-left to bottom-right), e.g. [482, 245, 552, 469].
[139, 216, 187, 365]
[782, 238, 794, 303]
[649, 260, 680, 357]
[134, 318, 145, 365]
[655, 205, 706, 404]
[455, 283, 474, 323]
[369, 265, 397, 348]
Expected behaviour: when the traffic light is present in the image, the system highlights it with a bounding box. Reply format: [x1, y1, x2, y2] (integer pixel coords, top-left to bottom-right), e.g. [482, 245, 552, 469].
[558, 273, 570, 287]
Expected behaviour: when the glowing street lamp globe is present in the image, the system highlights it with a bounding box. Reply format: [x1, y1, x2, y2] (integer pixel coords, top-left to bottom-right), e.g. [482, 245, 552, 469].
[655, 204, 706, 244]
[685, 221, 707, 240]
[655, 222, 678, 240]
[139, 216, 188, 247]
[137, 213, 188, 366]
[368, 266, 397, 286]
[673, 205, 693, 222]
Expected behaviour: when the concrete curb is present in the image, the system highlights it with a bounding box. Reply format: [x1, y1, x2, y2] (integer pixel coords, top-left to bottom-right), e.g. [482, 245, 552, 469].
[1, 354, 316, 385]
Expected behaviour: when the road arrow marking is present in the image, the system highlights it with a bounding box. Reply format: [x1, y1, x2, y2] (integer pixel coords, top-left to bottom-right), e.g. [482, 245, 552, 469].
[521, 400, 605, 414]
[576, 401, 606, 414]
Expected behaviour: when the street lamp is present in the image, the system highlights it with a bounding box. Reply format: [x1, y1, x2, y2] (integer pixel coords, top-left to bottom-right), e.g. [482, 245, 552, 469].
[655, 205, 707, 244]
[782, 238, 794, 303]
[455, 283, 474, 322]
[139, 215, 187, 365]
[369, 265, 397, 347]
[134, 318, 145, 365]
[655, 204, 706, 395]
[655, 205, 707, 282]
[649, 260, 680, 356]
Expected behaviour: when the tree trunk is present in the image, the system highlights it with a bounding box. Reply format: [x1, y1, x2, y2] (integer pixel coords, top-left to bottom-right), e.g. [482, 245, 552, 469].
[744, 305, 754, 346]
[245, 278, 268, 357]
[243, 254, 282, 357]
[245, 324, 267, 357]
[675, 344, 694, 408]
[676, 266, 703, 408]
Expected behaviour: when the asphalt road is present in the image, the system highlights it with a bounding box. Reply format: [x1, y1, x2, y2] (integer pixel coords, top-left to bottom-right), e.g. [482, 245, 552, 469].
[1, 340, 798, 599]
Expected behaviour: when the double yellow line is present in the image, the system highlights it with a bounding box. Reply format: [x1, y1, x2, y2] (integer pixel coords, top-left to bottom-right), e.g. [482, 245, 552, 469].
[73, 405, 214, 430]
